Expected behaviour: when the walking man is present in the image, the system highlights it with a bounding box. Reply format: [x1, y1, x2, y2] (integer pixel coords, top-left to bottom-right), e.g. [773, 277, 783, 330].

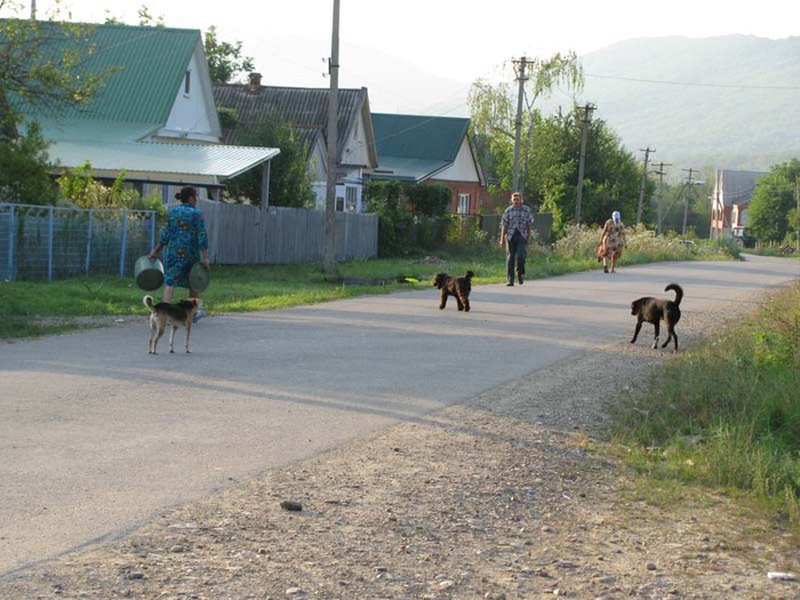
[499, 192, 534, 286]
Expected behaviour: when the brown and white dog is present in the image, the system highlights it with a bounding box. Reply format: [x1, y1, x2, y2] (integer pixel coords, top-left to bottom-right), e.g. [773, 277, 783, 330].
[143, 295, 201, 354]
[629, 283, 683, 352]
[433, 270, 474, 312]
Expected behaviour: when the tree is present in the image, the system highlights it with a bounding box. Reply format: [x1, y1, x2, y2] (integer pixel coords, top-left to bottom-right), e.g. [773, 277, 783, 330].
[0, 121, 57, 204]
[204, 25, 254, 84]
[468, 51, 583, 196]
[0, 7, 110, 130]
[518, 108, 642, 235]
[223, 114, 314, 208]
[748, 159, 800, 243]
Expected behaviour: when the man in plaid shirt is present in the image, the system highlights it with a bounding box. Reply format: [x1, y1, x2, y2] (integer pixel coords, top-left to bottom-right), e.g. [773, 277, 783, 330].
[499, 192, 534, 286]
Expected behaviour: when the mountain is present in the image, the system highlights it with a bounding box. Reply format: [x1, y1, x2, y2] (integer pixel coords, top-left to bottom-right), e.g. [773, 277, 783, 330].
[570, 35, 800, 173]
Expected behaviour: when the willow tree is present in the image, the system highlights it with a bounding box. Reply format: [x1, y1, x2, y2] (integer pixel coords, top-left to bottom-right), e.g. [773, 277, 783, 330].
[468, 51, 583, 196]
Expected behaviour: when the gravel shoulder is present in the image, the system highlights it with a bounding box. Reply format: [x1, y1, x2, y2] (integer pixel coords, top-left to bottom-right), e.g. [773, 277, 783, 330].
[3, 294, 800, 599]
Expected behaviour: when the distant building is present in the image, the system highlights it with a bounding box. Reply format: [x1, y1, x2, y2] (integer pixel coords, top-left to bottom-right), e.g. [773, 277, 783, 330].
[709, 169, 767, 239]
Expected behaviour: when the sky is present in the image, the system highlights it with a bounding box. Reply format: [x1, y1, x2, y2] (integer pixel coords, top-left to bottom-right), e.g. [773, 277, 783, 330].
[5, 0, 798, 115]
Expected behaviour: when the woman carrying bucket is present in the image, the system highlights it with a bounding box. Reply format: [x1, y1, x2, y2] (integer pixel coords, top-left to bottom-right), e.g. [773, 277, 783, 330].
[148, 186, 210, 321]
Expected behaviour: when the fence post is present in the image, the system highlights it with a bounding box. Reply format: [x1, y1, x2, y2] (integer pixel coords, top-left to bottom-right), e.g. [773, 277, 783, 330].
[6, 205, 15, 281]
[85, 210, 93, 275]
[149, 210, 156, 250]
[48, 206, 55, 281]
[119, 209, 129, 277]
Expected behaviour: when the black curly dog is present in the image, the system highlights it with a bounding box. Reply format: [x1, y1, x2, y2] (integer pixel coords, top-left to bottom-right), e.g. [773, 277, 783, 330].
[433, 271, 474, 312]
[630, 283, 683, 352]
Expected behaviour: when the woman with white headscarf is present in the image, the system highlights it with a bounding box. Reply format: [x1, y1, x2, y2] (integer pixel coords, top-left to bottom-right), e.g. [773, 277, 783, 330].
[596, 210, 626, 273]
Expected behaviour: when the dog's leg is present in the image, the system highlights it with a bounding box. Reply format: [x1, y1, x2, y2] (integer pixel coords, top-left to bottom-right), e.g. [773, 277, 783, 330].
[630, 320, 643, 344]
[662, 323, 678, 351]
[462, 295, 470, 312]
[439, 290, 448, 310]
[184, 322, 192, 353]
[152, 322, 166, 355]
[148, 317, 156, 354]
[168, 324, 177, 353]
[455, 293, 464, 311]
[652, 321, 661, 349]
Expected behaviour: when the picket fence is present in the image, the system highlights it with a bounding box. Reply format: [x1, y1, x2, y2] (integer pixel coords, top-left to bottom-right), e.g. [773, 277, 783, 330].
[0, 201, 378, 282]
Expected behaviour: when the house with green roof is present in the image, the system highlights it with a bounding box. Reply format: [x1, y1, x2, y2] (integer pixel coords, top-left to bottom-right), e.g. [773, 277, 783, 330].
[369, 113, 486, 215]
[5, 21, 279, 203]
[213, 74, 377, 212]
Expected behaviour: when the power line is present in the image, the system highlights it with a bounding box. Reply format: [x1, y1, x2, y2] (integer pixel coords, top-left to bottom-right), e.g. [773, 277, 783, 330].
[585, 72, 800, 91]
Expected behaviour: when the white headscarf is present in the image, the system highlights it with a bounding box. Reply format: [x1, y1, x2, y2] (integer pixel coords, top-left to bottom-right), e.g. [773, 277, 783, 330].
[612, 211, 621, 223]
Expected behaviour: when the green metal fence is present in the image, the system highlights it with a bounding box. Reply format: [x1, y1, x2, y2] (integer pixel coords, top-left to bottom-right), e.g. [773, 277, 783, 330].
[0, 203, 158, 282]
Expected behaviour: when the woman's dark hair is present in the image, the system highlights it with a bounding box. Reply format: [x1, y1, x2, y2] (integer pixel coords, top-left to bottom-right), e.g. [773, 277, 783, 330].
[175, 186, 198, 204]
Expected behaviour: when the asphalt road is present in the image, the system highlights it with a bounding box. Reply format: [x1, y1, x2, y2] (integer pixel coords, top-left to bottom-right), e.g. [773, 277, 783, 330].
[1, 255, 797, 577]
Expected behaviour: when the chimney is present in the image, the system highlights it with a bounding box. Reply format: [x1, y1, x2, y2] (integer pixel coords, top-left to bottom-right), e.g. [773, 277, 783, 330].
[248, 72, 262, 93]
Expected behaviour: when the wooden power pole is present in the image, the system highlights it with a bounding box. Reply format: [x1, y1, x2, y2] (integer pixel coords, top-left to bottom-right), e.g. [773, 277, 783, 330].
[322, 0, 340, 274]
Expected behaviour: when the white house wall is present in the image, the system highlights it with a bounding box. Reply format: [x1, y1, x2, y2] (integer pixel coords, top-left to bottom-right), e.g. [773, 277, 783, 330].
[340, 113, 372, 167]
[433, 138, 479, 182]
[160, 44, 221, 143]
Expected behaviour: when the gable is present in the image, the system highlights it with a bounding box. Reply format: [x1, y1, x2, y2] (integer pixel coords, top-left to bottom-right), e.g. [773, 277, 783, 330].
[213, 83, 377, 167]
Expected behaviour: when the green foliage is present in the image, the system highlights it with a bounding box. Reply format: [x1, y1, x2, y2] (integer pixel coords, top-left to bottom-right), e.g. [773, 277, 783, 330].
[204, 25, 254, 84]
[364, 180, 415, 256]
[0, 120, 57, 204]
[54, 162, 165, 217]
[0, 15, 110, 127]
[223, 115, 314, 208]
[468, 52, 583, 195]
[405, 183, 450, 217]
[749, 159, 800, 243]
[607, 282, 800, 524]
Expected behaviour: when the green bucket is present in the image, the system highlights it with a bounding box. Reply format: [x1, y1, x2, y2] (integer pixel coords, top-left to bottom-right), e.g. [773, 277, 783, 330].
[134, 256, 164, 291]
[189, 261, 210, 292]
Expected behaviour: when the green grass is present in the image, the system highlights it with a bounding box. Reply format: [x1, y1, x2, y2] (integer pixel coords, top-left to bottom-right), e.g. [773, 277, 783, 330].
[606, 282, 800, 528]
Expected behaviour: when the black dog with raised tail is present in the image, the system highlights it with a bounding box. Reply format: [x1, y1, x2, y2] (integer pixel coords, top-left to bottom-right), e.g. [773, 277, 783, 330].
[629, 283, 683, 352]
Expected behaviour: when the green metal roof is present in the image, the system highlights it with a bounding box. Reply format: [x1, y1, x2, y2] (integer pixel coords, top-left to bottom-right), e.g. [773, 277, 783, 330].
[372, 113, 470, 161]
[50, 138, 279, 181]
[9, 21, 199, 124]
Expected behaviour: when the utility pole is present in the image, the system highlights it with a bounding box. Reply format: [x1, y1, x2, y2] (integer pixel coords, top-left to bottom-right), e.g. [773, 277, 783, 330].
[511, 56, 529, 194]
[652, 161, 671, 235]
[322, 0, 340, 274]
[574, 103, 595, 225]
[636, 147, 654, 225]
[681, 168, 698, 236]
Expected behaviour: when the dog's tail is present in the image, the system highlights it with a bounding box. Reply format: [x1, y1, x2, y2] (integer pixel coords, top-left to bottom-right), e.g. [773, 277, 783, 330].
[143, 294, 156, 312]
[464, 270, 475, 280]
[665, 283, 683, 306]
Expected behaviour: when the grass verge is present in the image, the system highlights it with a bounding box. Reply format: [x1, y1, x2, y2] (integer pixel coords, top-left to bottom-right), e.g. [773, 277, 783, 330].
[606, 281, 800, 529]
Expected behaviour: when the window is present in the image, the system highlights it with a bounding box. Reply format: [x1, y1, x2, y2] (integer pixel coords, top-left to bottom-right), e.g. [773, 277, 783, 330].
[345, 186, 358, 211]
[184, 70, 191, 95]
[458, 193, 470, 215]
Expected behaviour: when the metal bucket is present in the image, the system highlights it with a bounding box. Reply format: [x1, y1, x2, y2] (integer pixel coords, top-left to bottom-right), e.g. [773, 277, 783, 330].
[189, 261, 209, 292]
[134, 256, 164, 291]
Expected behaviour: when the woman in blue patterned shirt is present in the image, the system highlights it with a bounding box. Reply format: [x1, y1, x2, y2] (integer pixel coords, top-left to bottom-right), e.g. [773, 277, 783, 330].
[148, 186, 210, 319]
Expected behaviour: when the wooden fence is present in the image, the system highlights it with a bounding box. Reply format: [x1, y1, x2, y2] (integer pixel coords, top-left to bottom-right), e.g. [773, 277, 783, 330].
[200, 201, 378, 265]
